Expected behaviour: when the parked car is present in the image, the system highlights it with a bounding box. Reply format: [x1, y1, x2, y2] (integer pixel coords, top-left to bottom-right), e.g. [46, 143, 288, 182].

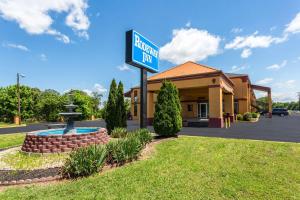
[272, 108, 289, 116]
[259, 110, 269, 116]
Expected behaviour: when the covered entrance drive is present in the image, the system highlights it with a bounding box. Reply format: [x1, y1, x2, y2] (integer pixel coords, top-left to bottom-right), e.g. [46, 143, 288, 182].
[146, 63, 235, 128]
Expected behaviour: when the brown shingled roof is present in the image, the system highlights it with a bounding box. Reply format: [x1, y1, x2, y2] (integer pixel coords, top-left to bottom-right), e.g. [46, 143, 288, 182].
[148, 61, 218, 81]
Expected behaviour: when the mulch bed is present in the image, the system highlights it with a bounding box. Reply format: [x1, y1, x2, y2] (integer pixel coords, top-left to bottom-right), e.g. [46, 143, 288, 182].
[0, 167, 61, 182]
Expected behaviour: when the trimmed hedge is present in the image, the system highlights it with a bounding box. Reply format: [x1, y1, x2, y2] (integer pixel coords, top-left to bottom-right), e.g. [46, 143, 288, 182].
[243, 112, 252, 121]
[251, 112, 258, 118]
[236, 114, 243, 121]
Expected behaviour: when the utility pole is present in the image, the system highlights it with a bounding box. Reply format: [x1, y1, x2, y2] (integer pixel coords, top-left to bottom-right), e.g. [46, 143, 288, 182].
[298, 92, 300, 111]
[16, 73, 25, 125]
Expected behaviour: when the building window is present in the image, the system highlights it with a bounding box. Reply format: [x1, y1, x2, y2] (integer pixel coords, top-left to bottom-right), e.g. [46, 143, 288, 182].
[187, 104, 193, 112]
[234, 102, 239, 114]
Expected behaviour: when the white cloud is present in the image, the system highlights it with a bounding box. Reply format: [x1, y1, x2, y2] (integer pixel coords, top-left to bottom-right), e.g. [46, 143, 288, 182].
[160, 28, 221, 64]
[185, 21, 191, 27]
[285, 12, 300, 34]
[2, 42, 29, 51]
[117, 64, 132, 72]
[40, 53, 47, 61]
[225, 31, 287, 58]
[272, 92, 298, 102]
[274, 80, 296, 89]
[241, 48, 252, 58]
[256, 78, 273, 85]
[230, 65, 247, 73]
[266, 60, 287, 70]
[83, 83, 107, 96]
[93, 83, 107, 94]
[0, 0, 90, 43]
[231, 27, 243, 34]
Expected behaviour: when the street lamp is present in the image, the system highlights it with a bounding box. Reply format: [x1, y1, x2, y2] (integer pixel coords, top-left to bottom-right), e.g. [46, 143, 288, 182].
[16, 73, 25, 125]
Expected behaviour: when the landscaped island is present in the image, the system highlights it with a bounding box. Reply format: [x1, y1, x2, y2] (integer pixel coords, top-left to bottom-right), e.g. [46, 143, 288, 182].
[0, 136, 299, 199]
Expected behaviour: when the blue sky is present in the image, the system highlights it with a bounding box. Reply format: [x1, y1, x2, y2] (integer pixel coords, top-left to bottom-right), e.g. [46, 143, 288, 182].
[0, 0, 300, 102]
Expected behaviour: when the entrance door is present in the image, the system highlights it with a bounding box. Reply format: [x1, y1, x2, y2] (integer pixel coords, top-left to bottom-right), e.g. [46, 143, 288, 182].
[198, 103, 208, 119]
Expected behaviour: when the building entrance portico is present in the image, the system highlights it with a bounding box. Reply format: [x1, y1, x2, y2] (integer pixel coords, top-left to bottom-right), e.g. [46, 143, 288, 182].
[125, 61, 271, 128]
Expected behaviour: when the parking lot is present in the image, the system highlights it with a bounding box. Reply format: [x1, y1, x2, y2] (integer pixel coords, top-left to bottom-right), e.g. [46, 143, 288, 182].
[0, 115, 299, 143]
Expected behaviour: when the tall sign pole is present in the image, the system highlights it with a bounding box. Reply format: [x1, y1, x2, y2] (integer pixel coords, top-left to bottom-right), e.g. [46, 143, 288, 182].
[140, 69, 147, 128]
[298, 92, 300, 111]
[125, 30, 159, 128]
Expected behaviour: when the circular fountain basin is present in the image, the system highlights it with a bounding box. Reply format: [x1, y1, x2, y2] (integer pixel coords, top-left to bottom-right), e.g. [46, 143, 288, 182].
[21, 127, 110, 154]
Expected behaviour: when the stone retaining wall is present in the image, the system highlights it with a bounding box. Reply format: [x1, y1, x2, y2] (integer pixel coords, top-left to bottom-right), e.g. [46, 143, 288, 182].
[21, 128, 109, 153]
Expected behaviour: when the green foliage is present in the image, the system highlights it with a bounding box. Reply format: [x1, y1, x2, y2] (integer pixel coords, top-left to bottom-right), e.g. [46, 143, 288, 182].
[243, 112, 252, 121]
[251, 112, 258, 118]
[37, 89, 67, 122]
[105, 79, 118, 133]
[236, 114, 243, 121]
[0, 85, 102, 123]
[62, 145, 107, 178]
[111, 127, 128, 138]
[153, 80, 182, 136]
[116, 81, 127, 128]
[64, 90, 94, 121]
[257, 97, 300, 111]
[0, 85, 41, 122]
[128, 128, 152, 147]
[106, 137, 142, 165]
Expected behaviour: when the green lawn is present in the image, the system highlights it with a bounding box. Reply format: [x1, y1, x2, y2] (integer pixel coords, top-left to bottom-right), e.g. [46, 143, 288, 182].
[0, 133, 26, 149]
[0, 122, 26, 128]
[1, 136, 299, 199]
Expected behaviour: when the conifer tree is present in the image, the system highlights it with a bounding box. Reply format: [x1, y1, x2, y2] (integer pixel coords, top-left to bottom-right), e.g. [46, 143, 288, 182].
[105, 79, 117, 133]
[116, 81, 127, 128]
[153, 80, 182, 136]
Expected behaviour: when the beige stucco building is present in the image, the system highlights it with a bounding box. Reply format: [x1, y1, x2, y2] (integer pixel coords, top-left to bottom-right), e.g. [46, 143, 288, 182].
[125, 61, 272, 128]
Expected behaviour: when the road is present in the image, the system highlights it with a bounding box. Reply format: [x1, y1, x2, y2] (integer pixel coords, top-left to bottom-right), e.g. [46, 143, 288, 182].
[0, 115, 299, 143]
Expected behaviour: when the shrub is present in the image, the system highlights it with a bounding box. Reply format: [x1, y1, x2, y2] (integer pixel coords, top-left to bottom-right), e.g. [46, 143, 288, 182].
[115, 81, 127, 128]
[251, 112, 258, 118]
[105, 79, 118, 134]
[153, 81, 182, 136]
[111, 127, 127, 138]
[106, 137, 142, 165]
[243, 112, 252, 121]
[128, 128, 152, 147]
[62, 145, 107, 178]
[236, 114, 243, 121]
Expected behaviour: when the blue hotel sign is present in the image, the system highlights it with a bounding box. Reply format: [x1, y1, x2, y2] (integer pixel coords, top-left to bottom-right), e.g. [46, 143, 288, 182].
[126, 30, 159, 73]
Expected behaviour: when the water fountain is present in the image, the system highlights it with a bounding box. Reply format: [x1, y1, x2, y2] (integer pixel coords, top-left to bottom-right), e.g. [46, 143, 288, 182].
[21, 93, 110, 153]
[59, 94, 82, 134]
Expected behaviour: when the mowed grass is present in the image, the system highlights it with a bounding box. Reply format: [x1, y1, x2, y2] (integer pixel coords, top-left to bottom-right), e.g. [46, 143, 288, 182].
[0, 133, 26, 149]
[1, 136, 300, 199]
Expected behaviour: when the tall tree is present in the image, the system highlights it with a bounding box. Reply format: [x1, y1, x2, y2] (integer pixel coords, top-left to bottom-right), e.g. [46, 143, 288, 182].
[153, 80, 182, 136]
[105, 79, 117, 133]
[116, 81, 127, 128]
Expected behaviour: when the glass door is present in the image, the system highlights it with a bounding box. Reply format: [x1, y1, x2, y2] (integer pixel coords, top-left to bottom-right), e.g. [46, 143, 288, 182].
[198, 103, 208, 119]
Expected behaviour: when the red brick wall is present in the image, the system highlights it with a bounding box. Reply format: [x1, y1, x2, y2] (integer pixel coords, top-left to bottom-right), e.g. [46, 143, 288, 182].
[21, 128, 109, 153]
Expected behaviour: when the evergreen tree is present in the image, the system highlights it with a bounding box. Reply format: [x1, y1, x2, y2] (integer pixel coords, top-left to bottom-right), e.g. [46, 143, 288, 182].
[105, 79, 117, 133]
[153, 80, 182, 136]
[116, 81, 127, 128]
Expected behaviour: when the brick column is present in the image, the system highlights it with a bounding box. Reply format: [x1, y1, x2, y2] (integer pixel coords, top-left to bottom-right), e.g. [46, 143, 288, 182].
[208, 86, 224, 128]
[268, 90, 272, 118]
[224, 93, 234, 122]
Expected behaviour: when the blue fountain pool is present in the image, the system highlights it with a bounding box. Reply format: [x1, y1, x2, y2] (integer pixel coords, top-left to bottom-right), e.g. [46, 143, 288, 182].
[37, 128, 99, 136]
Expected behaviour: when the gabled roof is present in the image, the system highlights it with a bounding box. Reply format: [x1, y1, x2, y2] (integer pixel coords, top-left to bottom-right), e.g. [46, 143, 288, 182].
[148, 61, 218, 81]
[225, 73, 248, 78]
